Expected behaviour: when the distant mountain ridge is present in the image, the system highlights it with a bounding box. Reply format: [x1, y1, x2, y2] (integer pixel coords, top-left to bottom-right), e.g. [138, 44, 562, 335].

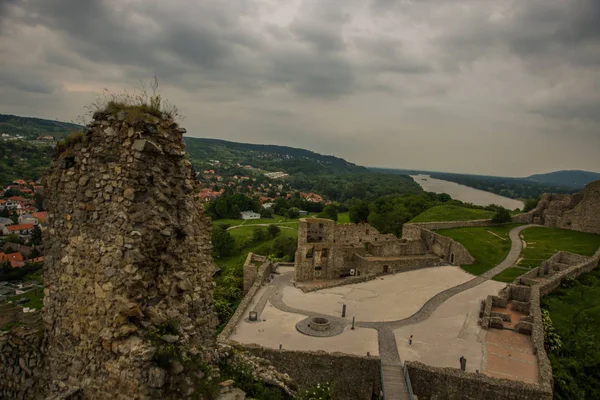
[0, 113, 82, 140]
[525, 170, 600, 188]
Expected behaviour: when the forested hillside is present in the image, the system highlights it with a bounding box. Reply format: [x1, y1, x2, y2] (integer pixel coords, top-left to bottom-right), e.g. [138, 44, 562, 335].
[0, 114, 82, 140]
[183, 137, 364, 175]
[185, 137, 422, 201]
[0, 140, 53, 185]
[526, 170, 600, 188]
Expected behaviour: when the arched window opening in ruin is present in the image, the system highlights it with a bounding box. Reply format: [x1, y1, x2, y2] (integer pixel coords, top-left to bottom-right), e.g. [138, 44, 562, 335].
[315, 266, 322, 271]
[366, 229, 369, 235]
[383, 265, 389, 273]
[450, 253, 455, 264]
[321, 248, 329, 257]
[306, 249, 314, 259]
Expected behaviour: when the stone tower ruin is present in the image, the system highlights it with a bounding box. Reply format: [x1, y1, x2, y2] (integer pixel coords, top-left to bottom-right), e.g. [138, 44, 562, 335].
[42, 108, 218, 398]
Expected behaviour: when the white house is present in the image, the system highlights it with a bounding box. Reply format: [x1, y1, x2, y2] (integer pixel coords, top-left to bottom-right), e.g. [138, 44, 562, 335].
[262, 202, 274, 209]
[240, 211, 260, 220]
[18, 214, 39, 226]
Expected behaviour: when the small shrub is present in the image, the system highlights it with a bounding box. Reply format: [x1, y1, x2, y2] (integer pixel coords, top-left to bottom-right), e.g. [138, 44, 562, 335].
[491, 207, 511, 224]
[268, 224, 281, 238]
[296, 382, 333, 400]
[56, 130, 85, 154]
[542, 309, 563, 352]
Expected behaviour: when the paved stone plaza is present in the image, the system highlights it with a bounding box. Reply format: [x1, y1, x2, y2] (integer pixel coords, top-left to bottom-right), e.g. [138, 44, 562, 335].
[229, 266, 507, 370]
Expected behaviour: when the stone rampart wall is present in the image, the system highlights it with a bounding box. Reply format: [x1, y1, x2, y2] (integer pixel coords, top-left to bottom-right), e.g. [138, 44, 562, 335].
[402, 223, 475, 266]
[218, 254, 273, 341]
[297, 273, 378, 293]
[537, 257, 598, 297]
[369, 239, 425, 257]
[512, 181, 600, 234]
[232, 342, 381, 400]
[0, 326, 46, 399]
[528, 286, 553, 393]
[355, 255, 441, 275]
[480, 249, 600, 393]
[407, 219, 495, 231]
[406, 361, 552, 400]
[243, 253, 267, 294]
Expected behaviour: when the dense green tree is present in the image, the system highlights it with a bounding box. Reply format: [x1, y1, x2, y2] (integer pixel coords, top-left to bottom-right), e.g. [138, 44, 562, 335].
[271, 236, 297, 260]
[4, 233, 21, 244]
[259, 208, 273, 218]
[287, 207, 300, 219]
[523, 197, 540, 212]
[267, 224, 280, 238]
[31, 225, 42, 245]
[252, 227, 268, 242]
[349, 200, 370, 223]
[34, 192, 45, 211]
[437, 193, 452, 202]
[211, 226, 236, 258]
[318, 204, 338, 221]
[491, 207, 512, 223]
[0, 209, 8, 218]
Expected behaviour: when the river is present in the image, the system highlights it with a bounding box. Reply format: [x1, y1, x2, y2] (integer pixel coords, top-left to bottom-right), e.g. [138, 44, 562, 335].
[410, 174, 525, 210]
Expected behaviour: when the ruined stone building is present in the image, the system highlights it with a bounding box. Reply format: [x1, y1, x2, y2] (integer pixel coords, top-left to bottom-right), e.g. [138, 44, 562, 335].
[514, 180, 600, 234]
[40, 108, 219, 398]
[294, 218, 471, 282]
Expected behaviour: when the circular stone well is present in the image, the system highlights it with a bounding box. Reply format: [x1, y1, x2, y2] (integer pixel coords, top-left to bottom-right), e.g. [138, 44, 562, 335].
[296, 316, 345, 337]
[310, 317, 330, 331]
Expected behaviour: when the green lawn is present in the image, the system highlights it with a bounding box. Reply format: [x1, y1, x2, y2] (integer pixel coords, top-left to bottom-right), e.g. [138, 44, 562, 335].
[493, 266, 531, 283]
[519, 227, 600, 269]
[410, 205, 495, 223]
[212, 213, 318, 229]
[213, 226, 298, 331]
[542, 267, 600, 399]
[337, 212, 350, 223]
[6, 287, 44, 310]
[212, 215, 289, 228]
[437, 224, 520, 275]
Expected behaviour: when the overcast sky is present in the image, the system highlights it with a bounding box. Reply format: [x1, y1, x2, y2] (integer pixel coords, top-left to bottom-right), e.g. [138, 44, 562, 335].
[1, 0, 599, 176]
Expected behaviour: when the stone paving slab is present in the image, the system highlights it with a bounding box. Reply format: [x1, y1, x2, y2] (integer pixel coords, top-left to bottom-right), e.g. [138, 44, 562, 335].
[393, 280, 505, 373]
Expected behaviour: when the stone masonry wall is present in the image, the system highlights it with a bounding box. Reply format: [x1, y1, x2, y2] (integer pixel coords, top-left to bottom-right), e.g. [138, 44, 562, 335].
[512, 180, 600, 234]
[42, 109, 218, 398]
[402, 223, 476, 266]
[407, 219, 495, 231]
[218, 255, 273, 341]
[238, 343, 381, 400]
[0, 326, 46, 400]
[406, 361, 552, 400]
[243, 253, 267, 294]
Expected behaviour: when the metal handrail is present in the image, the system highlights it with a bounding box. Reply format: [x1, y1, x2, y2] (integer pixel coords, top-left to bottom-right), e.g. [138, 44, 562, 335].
[403, 363, 415, 400]
[380, 360, 386, 399]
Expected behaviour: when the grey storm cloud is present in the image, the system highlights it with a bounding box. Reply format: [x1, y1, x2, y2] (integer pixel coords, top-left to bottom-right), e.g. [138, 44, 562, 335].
[0, 0, 599, 175]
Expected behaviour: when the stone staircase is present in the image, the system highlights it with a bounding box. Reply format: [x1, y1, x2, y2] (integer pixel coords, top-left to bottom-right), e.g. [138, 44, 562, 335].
[382, 365, 411, 400]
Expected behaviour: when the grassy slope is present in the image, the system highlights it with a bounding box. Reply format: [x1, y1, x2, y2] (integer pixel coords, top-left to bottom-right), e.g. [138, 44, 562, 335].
[409, 205, 494, 223]
[436, 224, 520, 275]
[494, 227, 600, 282]
[542, 268, 600, 399]
[215, 227, 298, 276]
[337, 212, 350, 223]
[519, 227, 600, 268]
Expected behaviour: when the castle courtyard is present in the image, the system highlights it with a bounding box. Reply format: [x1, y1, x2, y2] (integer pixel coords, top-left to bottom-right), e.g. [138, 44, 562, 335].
[228, 265, 523, 377]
